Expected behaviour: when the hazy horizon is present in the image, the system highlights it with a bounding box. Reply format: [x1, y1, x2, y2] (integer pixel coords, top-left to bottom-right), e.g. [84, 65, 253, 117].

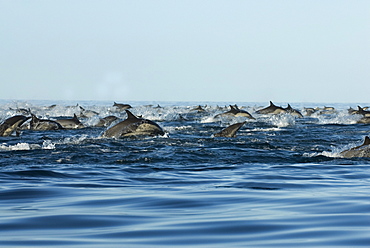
[1, 1, 369, 103]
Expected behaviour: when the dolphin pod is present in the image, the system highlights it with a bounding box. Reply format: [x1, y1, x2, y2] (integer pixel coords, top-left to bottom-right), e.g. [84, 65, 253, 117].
[1, 101, 369, 158]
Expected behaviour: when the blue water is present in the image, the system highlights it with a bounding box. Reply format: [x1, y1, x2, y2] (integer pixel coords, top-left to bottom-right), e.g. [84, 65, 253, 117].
[1, 100, 370, 247]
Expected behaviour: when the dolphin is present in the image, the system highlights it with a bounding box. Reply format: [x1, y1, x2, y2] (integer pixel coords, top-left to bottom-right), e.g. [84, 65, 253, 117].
[144, 104, 162, 108]
[0, 115, 30, 136]
[303, 107, 317, 116]
[323, 106, 335, 111]
[348, 107, 359, 115]
[55, 114, 85, 129]
[30, 114, 63, 131]
[102, 110, 165, 138]
[357, 106, 370, 117]
[113, 102, 132, 111]
[340, 136, 370, 158]
[190, 105, 207, 112]
[285, 104, 303, 118]
[79, 106, 99, 118]
[215, 105, 255, 119]
[317, 106, 336, 115]
[46, 104, 57, 109]
[214, 121, 246, 138]
[95, 116, 119, 127]
[256, 101, 287, 115]
[357, 117, 370, 124]
[9, 107, 31, 115]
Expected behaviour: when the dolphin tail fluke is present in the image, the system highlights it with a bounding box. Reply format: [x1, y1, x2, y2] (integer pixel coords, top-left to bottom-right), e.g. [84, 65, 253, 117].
[214, 121, 246, 138]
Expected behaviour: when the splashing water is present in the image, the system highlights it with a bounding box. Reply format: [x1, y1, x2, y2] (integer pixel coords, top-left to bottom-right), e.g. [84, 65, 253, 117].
[1, 100, 370, 248]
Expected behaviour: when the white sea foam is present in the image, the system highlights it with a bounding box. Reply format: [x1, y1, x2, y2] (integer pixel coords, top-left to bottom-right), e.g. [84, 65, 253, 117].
[0, 142, 33, 151]
[165, 125, 193, 132]
[250, 127, 282, 132]
[303, 144, 355, 158]
[200, 116, 217, 123]
[42, 140, 56, 150]
[316, 111, 361, 125]
[0, 140, 56, 151]
[57, 134, 89, 145]
[303, 151, 341, 158]
[268, 114, 296, 127]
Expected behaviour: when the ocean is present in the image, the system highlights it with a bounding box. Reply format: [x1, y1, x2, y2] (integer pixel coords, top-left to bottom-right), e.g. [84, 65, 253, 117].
[1, 100, 370, 247]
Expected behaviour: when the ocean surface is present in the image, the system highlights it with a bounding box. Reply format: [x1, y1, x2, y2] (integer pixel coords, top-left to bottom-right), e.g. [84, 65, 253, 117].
[1, 100, 370, 247]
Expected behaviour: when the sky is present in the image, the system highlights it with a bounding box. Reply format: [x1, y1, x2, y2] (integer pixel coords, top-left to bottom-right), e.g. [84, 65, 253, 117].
[0, 0, 369, 103]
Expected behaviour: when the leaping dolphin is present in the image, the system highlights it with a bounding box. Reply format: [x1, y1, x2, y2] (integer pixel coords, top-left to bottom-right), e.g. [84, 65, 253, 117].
[256, 101, 287, 115]
[94, 116, 119, 127]
[357, 117, 370, 124]
[348, 107, 358, 115]
[214, 121, 246, 138]
[79, 106, 99, 118]
[340, 136, 370, 158]
[215, 105, 255, 120]
[30, 114, 63, 131]
[285, 104, 303, 118]
[190, 105, 207, 112]
[357, 106, 370, 117]
[0, 115, 30, 136]
[113, 102, 132, 111]
[304, 107, 317, 116]
[55, 114, 85, 129]
[102, 110, 165, 138]
[318, 106, 336, 115]
[9, 108, 31, 115]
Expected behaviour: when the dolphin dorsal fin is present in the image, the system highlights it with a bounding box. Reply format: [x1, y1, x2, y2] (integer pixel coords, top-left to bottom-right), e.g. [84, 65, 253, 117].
[230, 105, 237, 110]
[363, 136, 370, 146]
[126, 110, 139, 120]
[269, 101, 275, 107]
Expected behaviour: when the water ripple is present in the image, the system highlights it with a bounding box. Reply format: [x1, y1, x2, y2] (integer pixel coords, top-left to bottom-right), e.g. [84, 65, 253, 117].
[1, 101, 370, 247]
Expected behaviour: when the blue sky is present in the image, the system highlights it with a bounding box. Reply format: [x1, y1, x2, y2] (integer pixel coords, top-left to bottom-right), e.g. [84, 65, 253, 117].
[1, 0, 369, 103]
